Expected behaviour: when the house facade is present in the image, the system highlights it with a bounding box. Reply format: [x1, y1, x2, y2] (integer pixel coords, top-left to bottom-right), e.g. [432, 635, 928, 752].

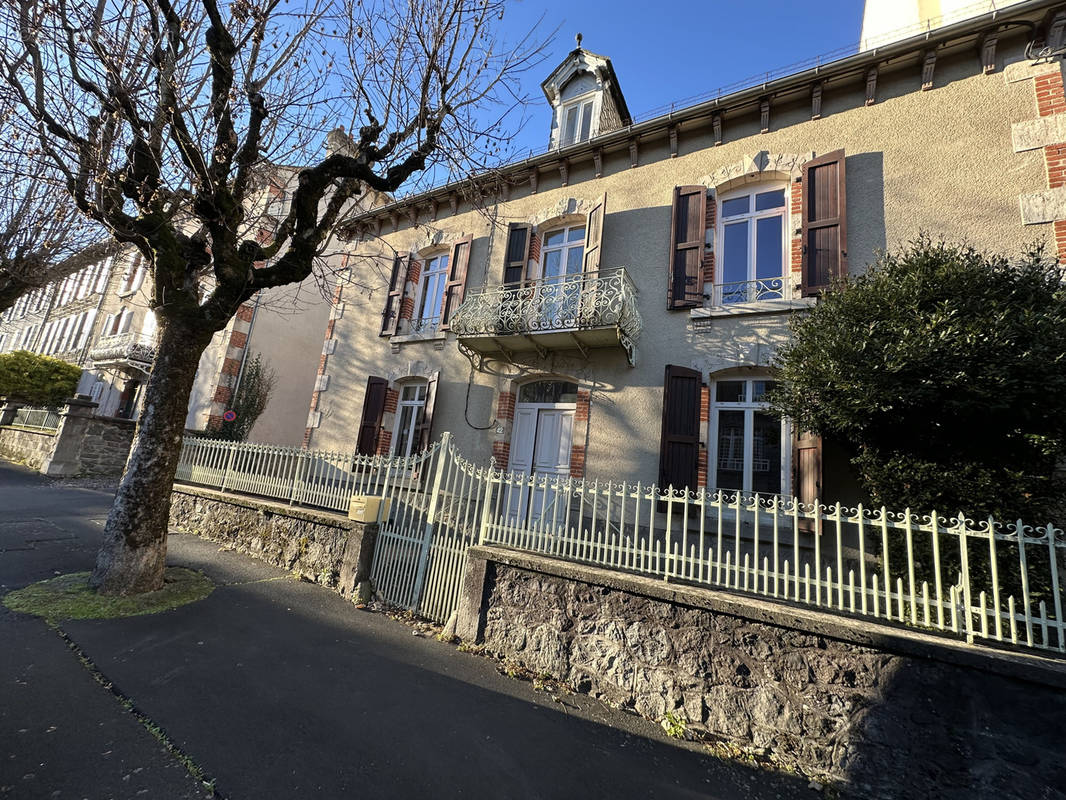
[305, 0, 1066, 509]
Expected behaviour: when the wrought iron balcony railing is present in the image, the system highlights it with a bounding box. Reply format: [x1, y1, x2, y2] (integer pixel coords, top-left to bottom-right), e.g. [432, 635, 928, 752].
[89, 332, 157, 372]
[449, 268, 642, 364]
[710, 275, 795, 307]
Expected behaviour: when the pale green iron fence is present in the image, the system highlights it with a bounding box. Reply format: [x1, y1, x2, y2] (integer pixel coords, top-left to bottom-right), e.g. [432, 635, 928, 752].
[10, 406, 61, 432]
[174, 434, 1066, 654]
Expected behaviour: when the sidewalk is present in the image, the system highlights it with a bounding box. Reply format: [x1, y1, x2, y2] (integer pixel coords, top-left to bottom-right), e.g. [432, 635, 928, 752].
[1, 460, 812, 799]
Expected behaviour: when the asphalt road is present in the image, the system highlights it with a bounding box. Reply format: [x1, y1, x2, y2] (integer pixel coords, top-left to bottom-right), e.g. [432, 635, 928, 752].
[0, 460, 812, 799]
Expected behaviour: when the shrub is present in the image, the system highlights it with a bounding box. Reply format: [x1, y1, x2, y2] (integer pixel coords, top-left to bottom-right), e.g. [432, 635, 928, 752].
[0, 350, 82, 406]
[768, 236, 1066, 523]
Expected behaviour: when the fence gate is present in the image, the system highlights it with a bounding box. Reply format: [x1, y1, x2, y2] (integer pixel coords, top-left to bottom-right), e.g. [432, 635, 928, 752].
[369, 433, 490, 623]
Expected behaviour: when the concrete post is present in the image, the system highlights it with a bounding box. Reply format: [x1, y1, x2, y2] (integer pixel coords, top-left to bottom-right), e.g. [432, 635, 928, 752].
[38, 397, 99, 477]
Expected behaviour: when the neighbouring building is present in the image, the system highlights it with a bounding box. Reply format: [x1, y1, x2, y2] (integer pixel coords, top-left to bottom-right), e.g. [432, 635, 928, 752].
[303, 0, 1066, 516]
[0, 168, 367, 447]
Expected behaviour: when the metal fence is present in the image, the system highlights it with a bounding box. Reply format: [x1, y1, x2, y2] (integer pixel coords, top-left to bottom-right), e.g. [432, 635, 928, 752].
[174, 434, 1066, 655]
[479, 471, 1066, 655]
[9, 406, 61, 432]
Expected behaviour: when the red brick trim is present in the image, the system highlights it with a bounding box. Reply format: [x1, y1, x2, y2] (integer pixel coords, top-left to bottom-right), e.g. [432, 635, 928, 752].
[383, 388, 399, 414]
[236, 304, 255, 322]
[575, 390, 591, 422]
[496, 391, 515, 421]
[702, 198, 716, 284]
[220, 357, 241, 377]
[697, 447, 709, 489]
[213, 386, 233, 405]
[790, 180, 803, 277]
[1036, 70, 1066, 117]
[569, 444, 586, 478]
[376, 430, 393, 456]
[228, 330, 248, 349]
[492, 441, 510, 470]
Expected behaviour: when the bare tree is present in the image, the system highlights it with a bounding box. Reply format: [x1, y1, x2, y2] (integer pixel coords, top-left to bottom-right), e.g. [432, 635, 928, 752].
[0, 0, 547, 594]
[0, 131, 112, 312]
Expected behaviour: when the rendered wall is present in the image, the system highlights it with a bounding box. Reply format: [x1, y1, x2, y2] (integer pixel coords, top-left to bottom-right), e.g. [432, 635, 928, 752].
[310, 35, 1046, 489]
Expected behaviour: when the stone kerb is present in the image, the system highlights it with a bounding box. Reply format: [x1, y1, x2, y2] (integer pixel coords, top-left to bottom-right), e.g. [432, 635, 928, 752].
[456, 546, 1066, 796]
[169, 485, 378, 603]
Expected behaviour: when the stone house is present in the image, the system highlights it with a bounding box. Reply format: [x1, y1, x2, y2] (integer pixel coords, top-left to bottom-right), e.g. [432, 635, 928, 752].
[304, 0, 1066, 512]
[0, 172, 353, 447]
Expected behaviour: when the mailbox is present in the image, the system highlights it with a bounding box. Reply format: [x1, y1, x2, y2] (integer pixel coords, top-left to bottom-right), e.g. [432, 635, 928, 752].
[348, 495, 391, 522]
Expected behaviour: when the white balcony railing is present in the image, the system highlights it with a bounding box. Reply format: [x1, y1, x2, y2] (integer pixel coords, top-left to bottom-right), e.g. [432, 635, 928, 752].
[709, 275, 795, 307]
[89, 332, 157, 371]
[449, 268, 642, 362]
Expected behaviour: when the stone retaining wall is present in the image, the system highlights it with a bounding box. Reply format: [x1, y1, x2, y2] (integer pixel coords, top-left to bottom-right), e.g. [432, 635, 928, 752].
[169, 485, 377, 601]
[0, 425, 56, 470]
[77, 416, 135, 475]
[456, 546, 1066, 799]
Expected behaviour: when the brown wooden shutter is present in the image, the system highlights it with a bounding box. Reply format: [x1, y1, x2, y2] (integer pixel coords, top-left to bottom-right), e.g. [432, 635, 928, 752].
[380, 254, 410, 336]
[356, 376, 388, 455]
[667, 186, 706, 310]
[801, 150, 847, 296]
[792, 429, 823, 521]
[504, 224, 530, 286]
[440, 236, 472, 329]
[415, 371, 439, 452]
[658, 365, 702, 491]
[582, 193, 606, 273]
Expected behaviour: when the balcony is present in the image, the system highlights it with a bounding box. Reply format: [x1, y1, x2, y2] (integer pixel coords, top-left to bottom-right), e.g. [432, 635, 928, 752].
[691, 275, 816, 321]
[449, 268, 642, 365]
[89, 332, 157, 374]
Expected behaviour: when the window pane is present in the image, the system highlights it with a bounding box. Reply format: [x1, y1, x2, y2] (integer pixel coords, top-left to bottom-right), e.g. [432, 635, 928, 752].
[395, 404, 418, 458]
[543, 249, 562, 279]
[755, 216, 783, 282]
[563, 106, 579, 144]
[518, 380, 578, 404]
[751, 380, 777, 402]
[751, 411, 782, 494]
[755, 189, 786, 211]
[544, 229, 565, 247]
[721, 196, 749, 217]
[722, 221, 749, 286]
[715, 380, 745, 403]
[716, 410, 746, 491]
[579, 102, 593, 142]
[566, 226, 584, 243]
[565, 245, 583, 275]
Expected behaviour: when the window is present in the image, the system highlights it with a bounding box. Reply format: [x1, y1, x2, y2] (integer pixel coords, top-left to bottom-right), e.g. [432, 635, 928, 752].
[518, 380, 578, 404]
[711, 377, 786, 495]
[118, 255, 146, 296]
[717, 185, 787, 305]
[392, 381, 428, 459]
[412, 252, 449, 333]
[560, 96, 595, 146]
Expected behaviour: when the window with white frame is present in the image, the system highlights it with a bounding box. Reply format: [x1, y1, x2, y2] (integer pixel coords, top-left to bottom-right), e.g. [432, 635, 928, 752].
[560, 95, 595, 147]
[117, 256, 146, 296]
[710, 377, 786, 495]
[412, 252, 449, 333]
[392, 381, 427, 459]
[717, 185, 788, 305]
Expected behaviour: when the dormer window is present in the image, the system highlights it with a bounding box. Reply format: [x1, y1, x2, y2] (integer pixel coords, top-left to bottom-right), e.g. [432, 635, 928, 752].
[561, 95, 595, 146]
[541, 42, 631, 151]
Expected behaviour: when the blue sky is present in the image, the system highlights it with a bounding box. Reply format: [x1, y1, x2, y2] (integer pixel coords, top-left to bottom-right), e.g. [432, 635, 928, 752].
[499, 0, 866, 157]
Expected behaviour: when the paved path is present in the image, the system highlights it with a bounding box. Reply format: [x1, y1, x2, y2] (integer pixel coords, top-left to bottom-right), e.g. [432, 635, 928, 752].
[1, 460, 811, 799]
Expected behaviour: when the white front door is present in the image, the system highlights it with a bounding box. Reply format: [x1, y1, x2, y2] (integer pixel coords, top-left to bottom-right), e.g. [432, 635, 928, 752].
[507, 403, 575, 525]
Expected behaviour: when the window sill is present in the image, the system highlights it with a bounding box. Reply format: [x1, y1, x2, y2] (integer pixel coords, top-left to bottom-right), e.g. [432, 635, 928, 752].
[690, 297, 816, 319]
[390, 330, 447, 345]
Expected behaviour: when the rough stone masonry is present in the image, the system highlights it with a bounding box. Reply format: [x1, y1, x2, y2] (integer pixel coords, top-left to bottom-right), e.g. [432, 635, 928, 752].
[458, 546, 1066, 800]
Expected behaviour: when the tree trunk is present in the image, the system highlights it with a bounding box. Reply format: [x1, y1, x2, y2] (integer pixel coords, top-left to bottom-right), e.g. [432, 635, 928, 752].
[89, 314, 216, 595]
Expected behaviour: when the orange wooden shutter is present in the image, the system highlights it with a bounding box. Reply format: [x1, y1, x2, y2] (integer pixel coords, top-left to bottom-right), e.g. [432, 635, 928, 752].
[801, 150, 847, 296]
[667, 186, 706, 309]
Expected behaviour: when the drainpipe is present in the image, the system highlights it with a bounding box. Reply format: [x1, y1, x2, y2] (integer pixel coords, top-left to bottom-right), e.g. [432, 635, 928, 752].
[230, 293, 262, 401]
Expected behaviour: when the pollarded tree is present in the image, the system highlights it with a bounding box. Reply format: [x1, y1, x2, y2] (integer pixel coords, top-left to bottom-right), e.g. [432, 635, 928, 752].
[769, 236, 1066, 522]
[0, 0, 548, 594]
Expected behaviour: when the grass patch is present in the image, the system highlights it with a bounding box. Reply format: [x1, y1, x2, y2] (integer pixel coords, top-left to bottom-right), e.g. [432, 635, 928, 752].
[3, 568, 214, 621]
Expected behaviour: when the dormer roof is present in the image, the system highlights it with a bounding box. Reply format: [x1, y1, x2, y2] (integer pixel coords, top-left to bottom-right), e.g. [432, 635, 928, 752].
[540, 45, 631, 149]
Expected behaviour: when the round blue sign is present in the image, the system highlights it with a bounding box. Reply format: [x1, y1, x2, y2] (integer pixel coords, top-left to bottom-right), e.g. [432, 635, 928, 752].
[222, 410, 237, 422]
